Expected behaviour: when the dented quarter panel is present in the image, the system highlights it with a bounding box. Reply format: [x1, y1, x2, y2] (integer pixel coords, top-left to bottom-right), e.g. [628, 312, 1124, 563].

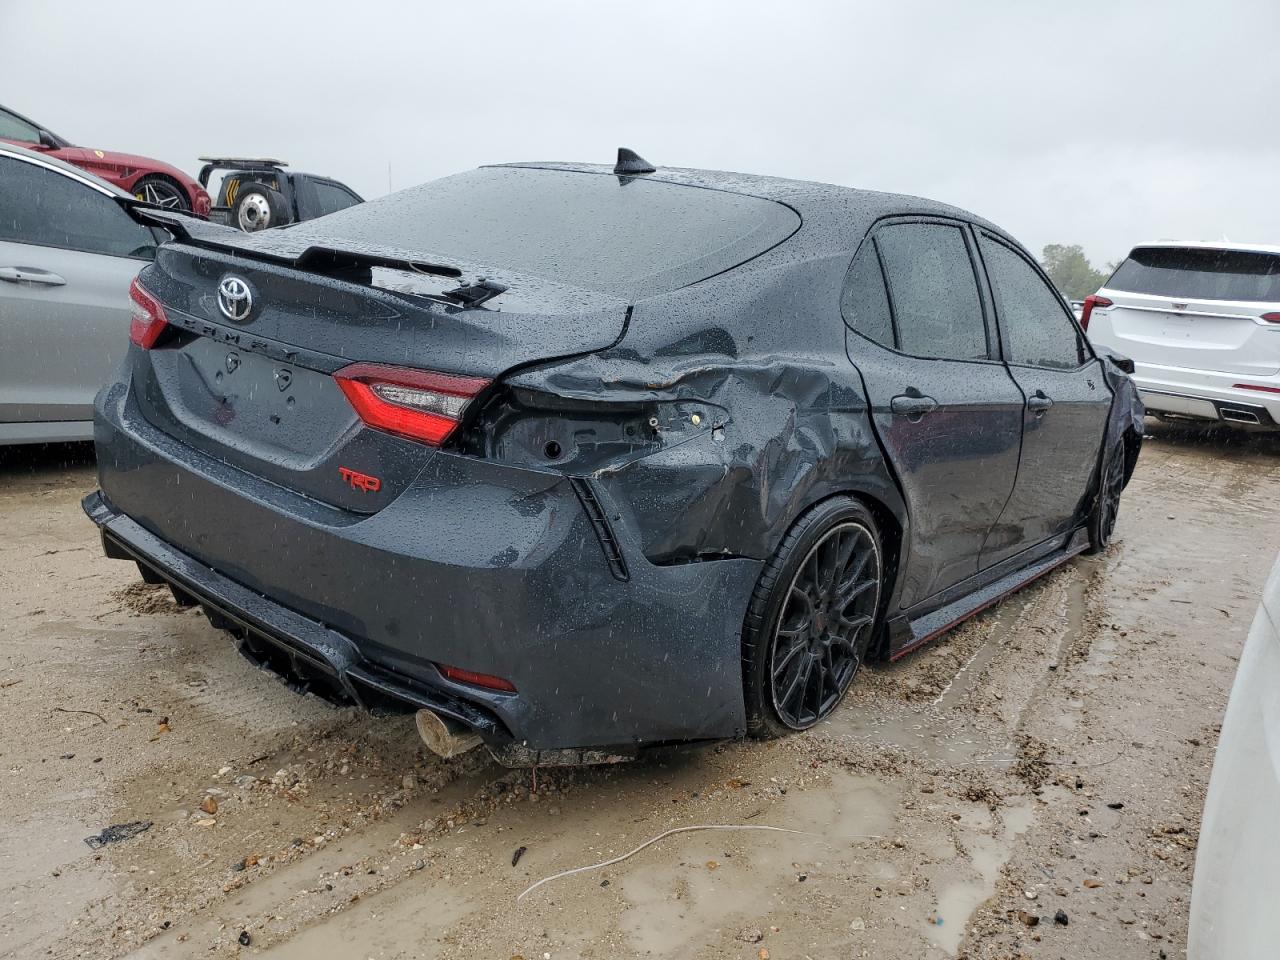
[504, 245, 911, 598]
[1100, 353, 1147, 481]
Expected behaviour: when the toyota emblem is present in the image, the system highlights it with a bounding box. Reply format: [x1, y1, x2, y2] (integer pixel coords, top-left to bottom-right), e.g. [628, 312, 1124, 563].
[217, 275, 254, 322]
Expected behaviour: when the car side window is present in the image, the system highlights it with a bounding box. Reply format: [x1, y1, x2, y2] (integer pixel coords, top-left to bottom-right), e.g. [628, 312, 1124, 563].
[0, 109, 40, 144]
[875, 222, 989, 360]
[311, 180, 360, 217]
[979, 235, 1086, 370]
[0, 157, 158, 260]
[840, 243, 895, 348]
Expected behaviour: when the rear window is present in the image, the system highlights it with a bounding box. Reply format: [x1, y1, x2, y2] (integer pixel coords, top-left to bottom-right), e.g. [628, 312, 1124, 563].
[1107, 247, 1280, 302]
[270, 166, 800, 298]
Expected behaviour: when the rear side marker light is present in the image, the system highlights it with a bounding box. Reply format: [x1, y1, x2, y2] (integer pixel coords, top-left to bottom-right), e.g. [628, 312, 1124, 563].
[128, 277, 169, 349]
[1080, 295, 1112, 331]
[1233, 383, 1280, 394]
[1261, 312, 1280, 324]
[333, 363, 490, 446]
[438, 664, 517, 693]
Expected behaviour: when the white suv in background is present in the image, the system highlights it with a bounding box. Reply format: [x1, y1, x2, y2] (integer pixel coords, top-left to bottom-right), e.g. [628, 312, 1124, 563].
[1084, 241, 1280, 430]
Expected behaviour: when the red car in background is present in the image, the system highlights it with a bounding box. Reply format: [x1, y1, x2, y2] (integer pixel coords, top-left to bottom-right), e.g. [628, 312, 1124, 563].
[0, 103, 210, 214]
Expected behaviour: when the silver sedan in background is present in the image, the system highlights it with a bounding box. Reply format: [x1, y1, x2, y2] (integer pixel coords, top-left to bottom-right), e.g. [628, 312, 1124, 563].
[0, 143, 167, 444]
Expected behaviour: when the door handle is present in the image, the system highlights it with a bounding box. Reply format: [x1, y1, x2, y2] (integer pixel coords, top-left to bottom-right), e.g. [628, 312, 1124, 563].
[0, 266, 66, 286]
[890, 394, 939, 419]
[1027, 391, 1053, 416]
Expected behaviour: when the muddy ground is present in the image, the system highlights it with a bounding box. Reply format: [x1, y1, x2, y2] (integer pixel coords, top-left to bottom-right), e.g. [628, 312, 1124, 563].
[1, 422, 1277, 960]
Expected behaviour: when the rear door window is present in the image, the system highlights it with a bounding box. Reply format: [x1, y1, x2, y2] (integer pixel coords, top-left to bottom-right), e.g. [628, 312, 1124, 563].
[840, 244, 895, 348]
[0, 157, 158, 259]
[979, 235, 1087, 370]
[875, 222, 989, 360]
[1107, 246, 1280, 302]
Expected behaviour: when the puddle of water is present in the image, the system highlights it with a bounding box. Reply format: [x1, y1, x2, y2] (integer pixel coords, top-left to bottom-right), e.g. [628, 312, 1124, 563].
[781, 769, 899, 840]
[261, 881, 471, 960]
[1083, 629, 1118, 678]
[0, 810, 112, 960]
[620, 856, 780, 956]
[615, 771, 900, 955]
[925, 800, 1034, 955]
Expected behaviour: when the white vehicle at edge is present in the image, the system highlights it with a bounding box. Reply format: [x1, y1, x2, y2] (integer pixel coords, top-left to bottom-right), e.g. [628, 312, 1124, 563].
[1084, 241, 1280, 429]
[1188, 553, 1280, 959]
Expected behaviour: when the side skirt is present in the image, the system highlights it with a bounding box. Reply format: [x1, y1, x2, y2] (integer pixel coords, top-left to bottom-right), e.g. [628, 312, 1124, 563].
[886, 527, 1090, 661]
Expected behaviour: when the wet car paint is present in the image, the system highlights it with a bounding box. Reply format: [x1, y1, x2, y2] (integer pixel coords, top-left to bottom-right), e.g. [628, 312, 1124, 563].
[86, 161, 1144, 755]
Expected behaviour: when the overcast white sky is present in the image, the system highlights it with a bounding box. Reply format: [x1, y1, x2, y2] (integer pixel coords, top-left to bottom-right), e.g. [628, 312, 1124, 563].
[4, 0, 1277, 266]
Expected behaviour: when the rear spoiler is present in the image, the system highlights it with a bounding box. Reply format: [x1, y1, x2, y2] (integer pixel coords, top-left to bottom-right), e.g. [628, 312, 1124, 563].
[122, 199, 465, 283]
[123, 198, 202, 239]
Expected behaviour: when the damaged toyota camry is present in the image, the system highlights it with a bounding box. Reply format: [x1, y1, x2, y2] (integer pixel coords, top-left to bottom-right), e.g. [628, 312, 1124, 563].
[83, 149, 1143, 765]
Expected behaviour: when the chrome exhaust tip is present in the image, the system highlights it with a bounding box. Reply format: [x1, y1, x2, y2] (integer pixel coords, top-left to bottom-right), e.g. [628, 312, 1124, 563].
[415, 708, 483, 759]
[1220, 407, 1262, 424]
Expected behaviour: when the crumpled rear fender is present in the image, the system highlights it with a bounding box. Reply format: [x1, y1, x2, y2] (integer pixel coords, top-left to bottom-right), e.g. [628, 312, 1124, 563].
[1099, 354, 1146, 485]
[481, 263, 911, 570]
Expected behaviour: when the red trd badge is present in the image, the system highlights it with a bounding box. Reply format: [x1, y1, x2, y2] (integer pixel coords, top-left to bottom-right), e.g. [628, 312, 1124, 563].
[338, 467, 382, 493]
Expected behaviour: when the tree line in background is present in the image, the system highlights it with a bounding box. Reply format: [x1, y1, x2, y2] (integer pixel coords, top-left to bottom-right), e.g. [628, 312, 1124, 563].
[1040, 244, 1116, 300]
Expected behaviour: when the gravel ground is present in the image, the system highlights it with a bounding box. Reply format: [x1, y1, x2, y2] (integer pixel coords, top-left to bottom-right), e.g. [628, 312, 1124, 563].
[1, 422, 1277, 960]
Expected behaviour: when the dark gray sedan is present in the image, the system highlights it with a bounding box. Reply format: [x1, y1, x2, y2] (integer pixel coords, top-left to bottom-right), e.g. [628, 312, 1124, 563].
[83, 150, 1142, 765]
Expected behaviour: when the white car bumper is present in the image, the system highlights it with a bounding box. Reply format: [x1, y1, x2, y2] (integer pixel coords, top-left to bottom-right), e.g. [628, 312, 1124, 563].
[1134, 361, 1280, 427]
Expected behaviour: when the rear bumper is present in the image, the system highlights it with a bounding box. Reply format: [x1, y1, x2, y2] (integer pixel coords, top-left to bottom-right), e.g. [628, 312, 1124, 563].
[1133, 362, 1280, 428]
[89, 378, 760, 752]
[85, 489, 511, 740]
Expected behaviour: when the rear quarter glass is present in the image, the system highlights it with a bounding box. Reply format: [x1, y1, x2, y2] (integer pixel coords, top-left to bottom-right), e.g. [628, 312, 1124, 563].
[231, 166, 801, 299]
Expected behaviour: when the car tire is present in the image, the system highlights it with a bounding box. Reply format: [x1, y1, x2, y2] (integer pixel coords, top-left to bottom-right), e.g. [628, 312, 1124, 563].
[1086, 435, 1126, 554]
[234, 183, 290, 232]
[742, 496, 884, 739]
[132, 175, 190, 210]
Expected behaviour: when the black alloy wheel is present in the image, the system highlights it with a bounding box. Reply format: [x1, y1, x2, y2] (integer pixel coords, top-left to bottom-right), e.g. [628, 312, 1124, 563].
[133, 175, 189, 210]
[744, 497, 883, 736]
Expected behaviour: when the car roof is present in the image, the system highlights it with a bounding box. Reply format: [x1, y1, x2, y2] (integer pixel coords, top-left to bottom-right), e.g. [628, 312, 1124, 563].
[497, 161, 1018, 250]
[146, 158, 1038, 297]
[0, 141, 131, 198]
[1127, 239, 1280, 256]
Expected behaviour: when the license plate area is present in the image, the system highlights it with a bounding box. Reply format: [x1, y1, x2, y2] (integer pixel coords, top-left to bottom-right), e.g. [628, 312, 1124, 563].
[163, 336, 354, 462]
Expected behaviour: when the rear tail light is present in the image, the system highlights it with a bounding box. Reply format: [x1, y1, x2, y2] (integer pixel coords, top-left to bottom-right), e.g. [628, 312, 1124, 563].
[1080, 295, 1113, 331]
[1233, 383, 1280, 394]
[333, 362, 490, 446]
[1261, 312, 1280, 324]
[128, 277, 169, 349]
[438, 663, 517, 693]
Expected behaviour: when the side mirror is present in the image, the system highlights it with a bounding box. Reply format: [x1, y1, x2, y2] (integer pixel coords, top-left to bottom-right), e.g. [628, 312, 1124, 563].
[1106, 351, 1135, 375]
[37, 129, 59, 150]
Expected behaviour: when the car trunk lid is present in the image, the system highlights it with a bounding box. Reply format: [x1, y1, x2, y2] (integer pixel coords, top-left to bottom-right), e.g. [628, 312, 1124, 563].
[131, 243, 629, 513]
